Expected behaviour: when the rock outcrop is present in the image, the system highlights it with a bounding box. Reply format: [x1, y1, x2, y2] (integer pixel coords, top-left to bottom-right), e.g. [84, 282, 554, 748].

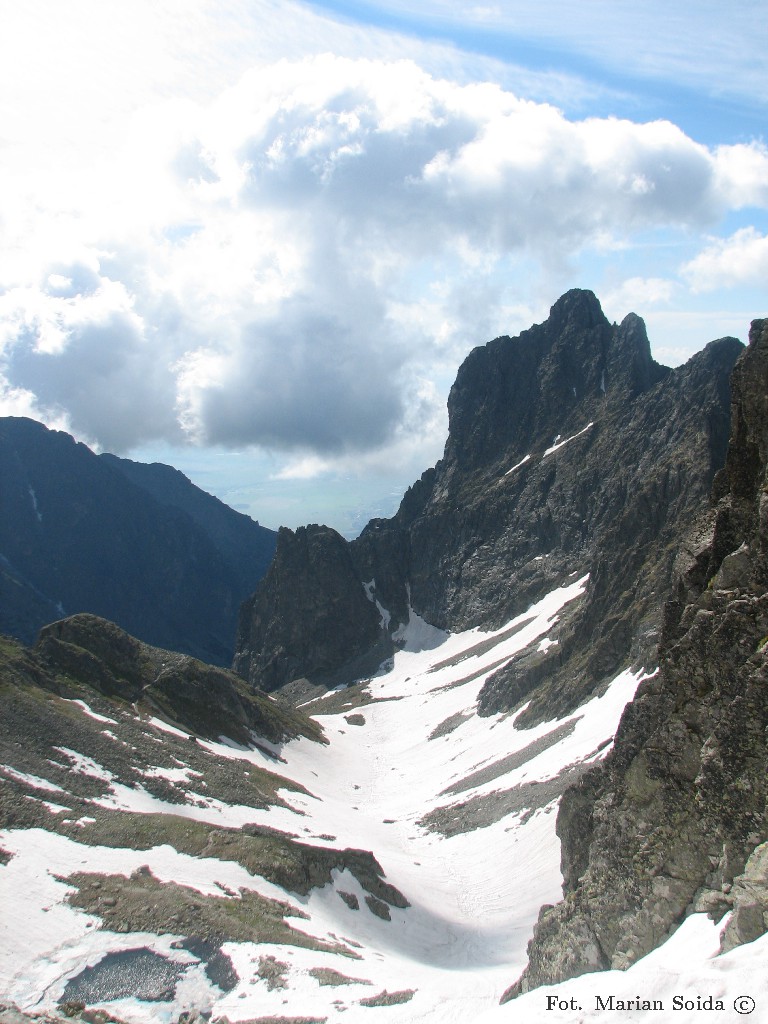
[505, 316, 768, 997]
[0, 418, 276, 665]
[233, 525, 391, 698]
[34, 613, 320, 746]
[2, 612, 321, 747]
[236, 290, 742, 720]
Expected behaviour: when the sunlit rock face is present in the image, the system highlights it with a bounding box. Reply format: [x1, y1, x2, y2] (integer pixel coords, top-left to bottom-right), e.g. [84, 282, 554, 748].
[235, 289, 741, 722]
[506, 316, 768, 997]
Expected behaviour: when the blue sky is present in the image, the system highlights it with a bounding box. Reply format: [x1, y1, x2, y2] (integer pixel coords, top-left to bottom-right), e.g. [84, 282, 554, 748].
[303, 0, 767, 143]
[1, 0, 766, 535]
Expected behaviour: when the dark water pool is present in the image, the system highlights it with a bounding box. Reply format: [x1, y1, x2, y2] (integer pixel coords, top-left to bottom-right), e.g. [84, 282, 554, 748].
[60, 947, 186, 1004]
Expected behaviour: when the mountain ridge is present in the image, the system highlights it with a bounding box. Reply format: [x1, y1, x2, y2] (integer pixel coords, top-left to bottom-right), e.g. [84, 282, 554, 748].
[0, 418, 277, 665]
[99, 453, 275, 590]
[506, 314, 768, 997]
[235, 290, 742, 726]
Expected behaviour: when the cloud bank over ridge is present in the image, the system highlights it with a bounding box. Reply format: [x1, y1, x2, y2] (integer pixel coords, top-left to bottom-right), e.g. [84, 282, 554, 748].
[1, 53, 767, 465]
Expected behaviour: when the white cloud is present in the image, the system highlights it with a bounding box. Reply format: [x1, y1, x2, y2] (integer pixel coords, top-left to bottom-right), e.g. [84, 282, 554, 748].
[0, 263, 181, 450]
[1, 54, 766, 460]
[682, 228, 768, 293]
[0, 376, 72, 432]
[713, 144, 768, 209]
[272, 454, 333, 480]
[602, 277, 678, 322]
[0, 0, 597, 186]
[642, 309, 758, 368]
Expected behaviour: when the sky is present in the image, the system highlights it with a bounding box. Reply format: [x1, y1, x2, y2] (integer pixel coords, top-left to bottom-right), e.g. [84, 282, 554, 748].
[1, 0, 766, 536]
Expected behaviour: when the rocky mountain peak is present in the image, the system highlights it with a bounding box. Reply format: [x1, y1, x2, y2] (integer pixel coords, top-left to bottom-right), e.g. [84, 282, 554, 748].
[443, 290, 666, 475]
[505, 317, 768, 997]
[726, 318, 768, 512]
[236, 291, 743, 712]
[233, 524, 389, 699]
[547, 286, 605, 329]
[610, 311, 668, 394]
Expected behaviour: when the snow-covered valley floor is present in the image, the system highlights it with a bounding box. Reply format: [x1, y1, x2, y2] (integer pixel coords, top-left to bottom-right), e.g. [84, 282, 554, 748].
[2, 574, 765, 1023]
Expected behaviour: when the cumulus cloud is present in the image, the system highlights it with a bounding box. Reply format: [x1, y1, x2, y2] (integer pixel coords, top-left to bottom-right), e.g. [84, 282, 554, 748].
[682, 228, 768, 293]
[178, 301, 406, 453]
[1, 55, 766, 458]
[0, 263, 182, 450]
[602, 277, 678, 322]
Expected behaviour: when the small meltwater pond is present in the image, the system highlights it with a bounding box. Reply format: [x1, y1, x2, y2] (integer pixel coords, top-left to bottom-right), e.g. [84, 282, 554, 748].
[60, 947, 186, 1005]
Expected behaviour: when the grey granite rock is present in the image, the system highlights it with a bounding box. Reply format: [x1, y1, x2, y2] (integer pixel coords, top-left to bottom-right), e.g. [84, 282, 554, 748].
[504, 317, 768, 998]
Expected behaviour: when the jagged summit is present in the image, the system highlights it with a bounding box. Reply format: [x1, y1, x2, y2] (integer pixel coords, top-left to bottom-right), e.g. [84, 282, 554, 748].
[233, 523, 387, 695]
[444, 289, 667, 472]
[506, 314, 768, 997]
[235, 290, 743, 721]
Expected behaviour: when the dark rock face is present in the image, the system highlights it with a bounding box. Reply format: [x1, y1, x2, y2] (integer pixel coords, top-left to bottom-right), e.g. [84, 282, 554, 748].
[477, 329, 740, 724]
[234, 525, 390, 694]
[236, 290, 741, 715]
[0, 418, 276, 665]
[505, 317, 768, 997]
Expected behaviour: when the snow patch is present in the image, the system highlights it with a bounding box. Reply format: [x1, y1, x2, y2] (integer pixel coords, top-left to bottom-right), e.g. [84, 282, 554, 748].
[140, 765, 202, 785]
[100, 730, 125, 744]
[53, 748, 115, 784]
[28, 486, 42, 522]
[0, 827, 315, 1010]
[65, 699, 117, 724]
[0, 765, 66, 794]
[543, 421, 594, 457]
[146, 717, 193, 740]
[505, 454, 531, 476]
[393, 608, 447, 653]
[24, 796, 70, 814]
[363, 579, 391, 629]
[477, 914, 768, 1024]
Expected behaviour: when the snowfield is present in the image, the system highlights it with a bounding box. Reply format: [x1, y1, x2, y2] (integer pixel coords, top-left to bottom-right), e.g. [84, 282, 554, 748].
[1, 575, 760, 1022]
